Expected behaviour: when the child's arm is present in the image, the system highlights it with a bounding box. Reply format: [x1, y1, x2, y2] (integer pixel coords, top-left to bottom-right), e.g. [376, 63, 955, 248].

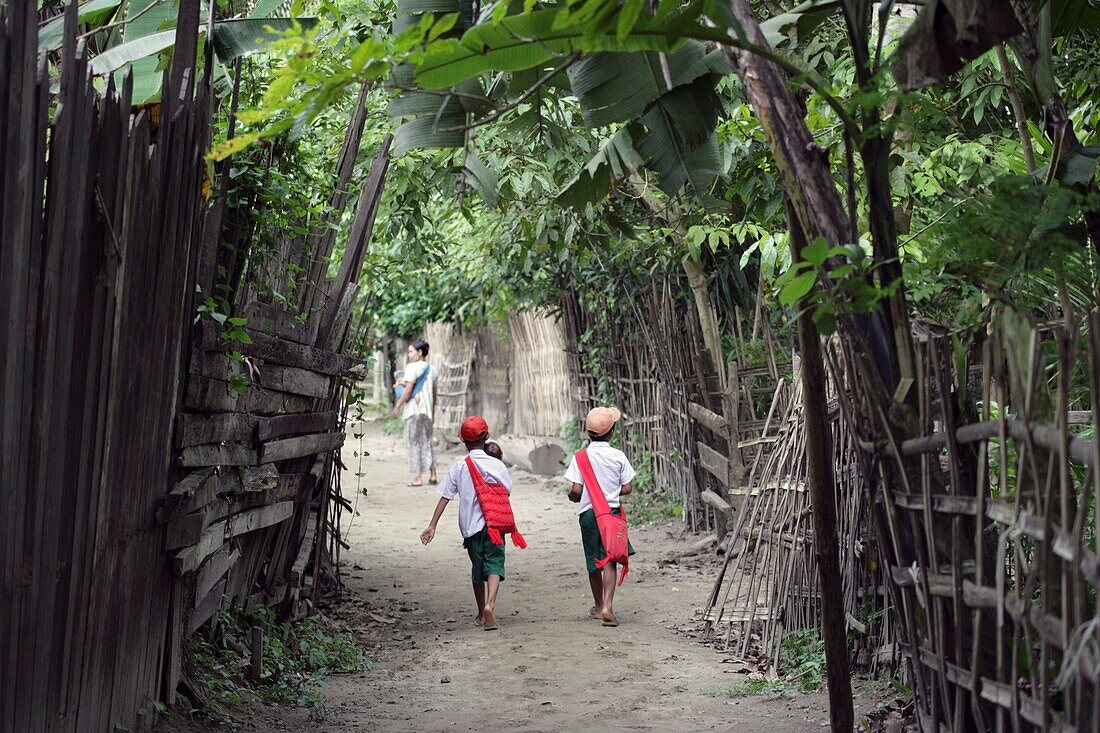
[420, 496, 450, 544]
[568, 483, 583, 502]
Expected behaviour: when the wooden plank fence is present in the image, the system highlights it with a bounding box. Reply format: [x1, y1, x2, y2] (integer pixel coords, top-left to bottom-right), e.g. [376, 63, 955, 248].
[0, 5, 389, 730]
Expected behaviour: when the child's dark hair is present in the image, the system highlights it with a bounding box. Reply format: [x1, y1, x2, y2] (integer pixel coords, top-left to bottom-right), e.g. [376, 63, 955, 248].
[484, 441, 503, 460]
[463, 437, 487, 451]
[587, 424, 614, 442]
[411, 339, 430, 357]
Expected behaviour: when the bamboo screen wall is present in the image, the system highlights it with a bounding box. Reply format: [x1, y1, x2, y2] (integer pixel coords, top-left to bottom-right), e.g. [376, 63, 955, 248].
[509, 311, 574, 436]
[421, 312, 573, 439]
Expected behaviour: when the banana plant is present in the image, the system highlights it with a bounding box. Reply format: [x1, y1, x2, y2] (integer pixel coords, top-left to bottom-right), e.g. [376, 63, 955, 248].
[39, 0, 316, 103]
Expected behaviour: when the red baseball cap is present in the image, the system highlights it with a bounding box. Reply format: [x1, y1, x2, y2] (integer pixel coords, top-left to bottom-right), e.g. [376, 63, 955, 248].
[459, 415, 490, 442]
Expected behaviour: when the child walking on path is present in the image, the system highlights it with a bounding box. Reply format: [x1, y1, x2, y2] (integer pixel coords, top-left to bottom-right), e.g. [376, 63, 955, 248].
[564, 406, 636, 627]
[421, 416, 514, 630]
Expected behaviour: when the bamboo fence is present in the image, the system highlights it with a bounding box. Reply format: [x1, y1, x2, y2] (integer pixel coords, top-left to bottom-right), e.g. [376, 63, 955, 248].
[838, 314, 1100, 732]
[701, 374, 890, 673]
[561, 280, 730, 532]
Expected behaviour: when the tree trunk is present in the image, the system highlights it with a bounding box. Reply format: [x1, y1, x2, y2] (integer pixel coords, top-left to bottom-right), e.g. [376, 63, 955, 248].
[788, 202, 854, 733]
[682, 255, 726, 389]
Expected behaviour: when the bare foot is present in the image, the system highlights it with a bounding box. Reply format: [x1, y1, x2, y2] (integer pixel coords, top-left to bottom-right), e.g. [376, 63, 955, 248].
[600, 610, 619, 627]
[587, 606, 601, 621]
[475, 614, 484, 626]
[409, 478, 423, 486]
[482, 608, 499, 630]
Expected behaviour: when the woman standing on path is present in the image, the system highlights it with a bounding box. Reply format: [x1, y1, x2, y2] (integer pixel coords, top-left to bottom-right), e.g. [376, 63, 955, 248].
[392, 340, 438, 486]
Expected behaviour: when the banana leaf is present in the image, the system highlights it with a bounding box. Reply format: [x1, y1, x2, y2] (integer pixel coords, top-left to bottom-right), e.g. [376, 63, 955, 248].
[567, 44, 731, 127]
[414, 9, 726, 89]
[91, 18, 317, 75]
[758, 0, 842, 47]
[635, 76, 722, 196]
[210, 17, 319, 62]
[393, 116, 468, 154]
[557, 123, 648, 208]
[464, 152, 500, 207]
[38, 0, 123, 52]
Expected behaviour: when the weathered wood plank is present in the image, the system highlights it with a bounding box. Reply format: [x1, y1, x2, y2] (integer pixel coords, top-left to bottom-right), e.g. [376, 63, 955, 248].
[256, 363, 333, 399]
[185, 374, 315, 415]
[696, 441, 731, 486]
[243, 300, 310, 344]
[277, 473, 317, 503]
[191, 351, 334, 399]
[198, 320, 365, 376]
[688, 402, 728, 438]
[174, 501, 295, 574]
[700, 488, 733, 514]
[240, 463, 281, 493]
[256, 411, 338, 442]
[196, 546, 241, 600]
[175, 412, 256, 447]
[179, 442, 258, 467]
[187, 577, 227, 635]
[165, 512, 206, 551]
[260, 432, 345, 464]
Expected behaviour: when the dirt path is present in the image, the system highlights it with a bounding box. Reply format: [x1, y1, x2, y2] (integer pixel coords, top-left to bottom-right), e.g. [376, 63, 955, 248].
[306, 422, 841, 732]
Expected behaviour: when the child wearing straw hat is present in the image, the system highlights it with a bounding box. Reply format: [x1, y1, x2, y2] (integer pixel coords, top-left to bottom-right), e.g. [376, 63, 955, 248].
[564, 406, 636, 627]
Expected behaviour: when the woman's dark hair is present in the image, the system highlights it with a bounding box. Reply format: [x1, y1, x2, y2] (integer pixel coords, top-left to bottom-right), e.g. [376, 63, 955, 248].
[411, 339, 429, 358]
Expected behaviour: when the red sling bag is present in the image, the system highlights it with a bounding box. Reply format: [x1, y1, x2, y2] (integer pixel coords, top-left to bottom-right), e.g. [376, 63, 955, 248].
[465, 456, 527, 548]
[575, 449, 630, 586]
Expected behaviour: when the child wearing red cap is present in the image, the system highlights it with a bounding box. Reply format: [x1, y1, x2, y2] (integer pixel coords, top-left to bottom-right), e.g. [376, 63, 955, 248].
[564, 406, 636, 627]
[420, 416, 514, 630]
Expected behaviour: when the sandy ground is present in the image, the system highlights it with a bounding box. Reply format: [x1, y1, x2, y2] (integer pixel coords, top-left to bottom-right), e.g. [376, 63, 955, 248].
[164, 421, 880, 732]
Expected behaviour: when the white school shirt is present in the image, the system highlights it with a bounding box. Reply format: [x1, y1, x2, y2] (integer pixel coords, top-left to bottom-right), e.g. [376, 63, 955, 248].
[564, 442, 637, 515]
[401, 360, 435, 420]
[438, 450, 514, 538]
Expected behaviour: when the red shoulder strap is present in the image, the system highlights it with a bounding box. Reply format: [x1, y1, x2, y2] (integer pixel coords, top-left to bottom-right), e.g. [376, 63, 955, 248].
[465, 456, 485, 487]
[575, 449, 612, 517]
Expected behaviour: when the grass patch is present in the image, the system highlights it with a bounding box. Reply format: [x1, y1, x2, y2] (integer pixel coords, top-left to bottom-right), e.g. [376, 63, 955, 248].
[703, 630, 826, 698]
[183, 605, 369, 724]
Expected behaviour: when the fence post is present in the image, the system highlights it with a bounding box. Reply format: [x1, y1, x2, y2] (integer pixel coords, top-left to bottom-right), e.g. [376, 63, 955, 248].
[722, 361, 744, 514]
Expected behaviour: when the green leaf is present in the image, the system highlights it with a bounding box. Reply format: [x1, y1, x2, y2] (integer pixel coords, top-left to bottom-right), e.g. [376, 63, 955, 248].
[617, 0, 645, 40]
[91, 29, 177, 75]
[210, 18, 319, 63]
[92, 17, 317, 77]
[464, 153, 500, 208]
[802, 236, 829, 266]
[758, 0, 841, 47]
[566, 44, 730, 127]
[556, 123, 647, 208]
[251, 0, 290, 17]
[414, 9, 726, 90]
[39, 0, 124, 52]
[393, 116, 467, 154]
[633, 75, 722, 196]
[779, 271, 816, 305]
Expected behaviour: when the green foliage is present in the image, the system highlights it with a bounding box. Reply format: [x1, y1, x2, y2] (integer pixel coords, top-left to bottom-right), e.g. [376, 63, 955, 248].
[775, 237, 899, 335]
[185, 606, 368, 723]
[913, 177, 1099, 324]
[704, 629, 827, 698]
